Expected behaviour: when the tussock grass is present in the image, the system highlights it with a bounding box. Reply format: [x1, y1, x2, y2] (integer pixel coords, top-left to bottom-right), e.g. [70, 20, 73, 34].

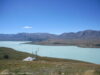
[0, 47, 100, 75]
[0, 60, 100, 75]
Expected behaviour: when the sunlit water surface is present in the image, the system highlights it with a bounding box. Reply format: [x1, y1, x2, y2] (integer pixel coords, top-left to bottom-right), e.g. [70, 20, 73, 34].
[0, 41, 100, 64]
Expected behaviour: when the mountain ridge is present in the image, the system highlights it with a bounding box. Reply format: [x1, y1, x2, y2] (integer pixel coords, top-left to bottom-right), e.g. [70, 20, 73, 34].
[0, 30, 100, 41]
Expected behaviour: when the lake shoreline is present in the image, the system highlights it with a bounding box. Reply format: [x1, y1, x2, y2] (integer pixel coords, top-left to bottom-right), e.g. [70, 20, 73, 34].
[26, 42, 100, 48]
[0, 47, 100, 75]
[0, 41, 100, 64]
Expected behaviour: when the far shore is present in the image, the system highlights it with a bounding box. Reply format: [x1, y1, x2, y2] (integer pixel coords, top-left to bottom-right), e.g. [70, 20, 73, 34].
[26, 42, 100, 48]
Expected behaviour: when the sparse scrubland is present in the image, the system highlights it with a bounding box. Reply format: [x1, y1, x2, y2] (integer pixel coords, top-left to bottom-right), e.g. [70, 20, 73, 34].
[0, 47, 100, 75]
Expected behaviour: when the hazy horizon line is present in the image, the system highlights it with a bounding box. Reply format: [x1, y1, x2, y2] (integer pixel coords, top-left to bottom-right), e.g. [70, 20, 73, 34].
[0, 29, 100, 35]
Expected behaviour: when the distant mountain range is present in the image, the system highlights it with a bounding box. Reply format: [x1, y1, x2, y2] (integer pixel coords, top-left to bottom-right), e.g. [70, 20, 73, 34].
[0, 30, 100, 41]
[59, 30, 100, 39]
[0, 30, 100, 47]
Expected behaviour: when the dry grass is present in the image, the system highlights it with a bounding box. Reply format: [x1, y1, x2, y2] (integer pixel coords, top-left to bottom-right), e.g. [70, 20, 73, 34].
[0, 47, 100, 75]
[0, 60, 100, 75]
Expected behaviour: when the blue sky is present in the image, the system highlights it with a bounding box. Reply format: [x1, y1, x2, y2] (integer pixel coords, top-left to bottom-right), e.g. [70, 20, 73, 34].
[0, 0, 100, 34]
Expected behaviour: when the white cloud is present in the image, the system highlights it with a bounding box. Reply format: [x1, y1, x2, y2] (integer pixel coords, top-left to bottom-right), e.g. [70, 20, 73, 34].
[23, 26, 32, 29]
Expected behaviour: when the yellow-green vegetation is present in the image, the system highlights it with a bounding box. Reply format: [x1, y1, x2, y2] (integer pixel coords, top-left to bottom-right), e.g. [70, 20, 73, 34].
[0, 47, 100, 75]
[0, 47, 34, 60]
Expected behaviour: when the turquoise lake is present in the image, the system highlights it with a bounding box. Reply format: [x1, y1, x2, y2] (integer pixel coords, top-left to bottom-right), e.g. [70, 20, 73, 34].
[0, 41, 100, 64]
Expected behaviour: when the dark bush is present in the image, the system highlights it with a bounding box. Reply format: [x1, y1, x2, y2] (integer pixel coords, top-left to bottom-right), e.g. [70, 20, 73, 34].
[3, 55, 9, 59]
